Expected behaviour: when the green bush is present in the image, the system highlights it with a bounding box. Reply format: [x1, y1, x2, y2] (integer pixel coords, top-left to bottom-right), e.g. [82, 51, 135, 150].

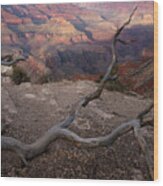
[36, 74, 52, 84]
[11, 66, 30, 85]
[105, 80, 127, 93]
[95, 64, 128, 93]
[95, 75, 127, 93]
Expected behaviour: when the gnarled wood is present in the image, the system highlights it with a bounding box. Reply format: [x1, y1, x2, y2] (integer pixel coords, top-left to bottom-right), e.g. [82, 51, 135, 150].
[1, 5, 137, 159]
[1, 55, 26, 66]
[1, 6, 154, 179]
[1, 106, 153, 166]
[134, 124, 154, 180]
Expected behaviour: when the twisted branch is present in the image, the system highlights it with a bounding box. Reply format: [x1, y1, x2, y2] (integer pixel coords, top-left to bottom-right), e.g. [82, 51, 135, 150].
[78, 6, 137, 107]
[1, 6, 154, 179]
[2, 105, 153, 168]
[1, 54, 26, 66]
[134, 124, 153, 179]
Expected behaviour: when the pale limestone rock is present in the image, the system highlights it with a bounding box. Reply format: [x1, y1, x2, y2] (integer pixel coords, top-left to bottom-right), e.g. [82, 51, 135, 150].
[1, 66, 13, 76]
[24, 93, 36, 99]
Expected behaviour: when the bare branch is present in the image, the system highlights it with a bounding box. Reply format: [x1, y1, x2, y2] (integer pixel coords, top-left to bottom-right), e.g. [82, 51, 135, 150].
[81, 6, 137, 107]
[114, 6, 137, 39]
[1, 119, 140, 164]
[59, 119, 140, 147]
[1, 7, 154, 179]
[1, 54, 14, 61]
[134, 124, 154, 180]
[1, 7, 138, 137]
[137, 103, 154, 121]
[1, 55, 26, 66]
[1, 6, 154, 180]
[1, 103, 153, 166]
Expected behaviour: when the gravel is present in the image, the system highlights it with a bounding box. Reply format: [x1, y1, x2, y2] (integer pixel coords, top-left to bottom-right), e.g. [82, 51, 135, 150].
[1, 80, 153, 180]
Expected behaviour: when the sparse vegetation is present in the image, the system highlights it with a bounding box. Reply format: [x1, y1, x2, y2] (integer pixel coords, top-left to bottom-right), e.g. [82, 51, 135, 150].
[11, 66, 30, 85]
[105, 79, 127, 92]
[36, 73, 53, 84]
[96, 72, 127, 93]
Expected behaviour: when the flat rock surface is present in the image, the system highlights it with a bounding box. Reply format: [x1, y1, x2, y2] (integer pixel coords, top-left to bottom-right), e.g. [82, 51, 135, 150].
[1, 80, 153, 180]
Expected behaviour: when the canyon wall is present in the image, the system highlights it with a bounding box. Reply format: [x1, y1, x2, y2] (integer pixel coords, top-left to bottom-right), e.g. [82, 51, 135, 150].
[1, 2, 154, 94]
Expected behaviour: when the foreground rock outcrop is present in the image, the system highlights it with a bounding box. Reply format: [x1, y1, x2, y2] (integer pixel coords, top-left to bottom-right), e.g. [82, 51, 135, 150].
[1, 80, 153, 179]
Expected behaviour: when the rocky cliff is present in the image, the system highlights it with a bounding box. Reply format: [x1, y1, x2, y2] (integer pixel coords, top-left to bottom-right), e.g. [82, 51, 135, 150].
[1, 2, 154, 94]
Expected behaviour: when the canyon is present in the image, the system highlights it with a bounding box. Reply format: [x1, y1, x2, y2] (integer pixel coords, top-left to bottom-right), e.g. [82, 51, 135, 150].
[1, 2, 154, 95]
[1, 2, 155, 179]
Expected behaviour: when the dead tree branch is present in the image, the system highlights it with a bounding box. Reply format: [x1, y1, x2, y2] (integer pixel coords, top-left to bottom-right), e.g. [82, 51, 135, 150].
[1, 54, 26, 66]
[81, 6, 137, 107]
[1, 106, 152, 166]
[1, 6, 154, 179]
[137, 103, 154, 122]
[134, 124, 153, 179]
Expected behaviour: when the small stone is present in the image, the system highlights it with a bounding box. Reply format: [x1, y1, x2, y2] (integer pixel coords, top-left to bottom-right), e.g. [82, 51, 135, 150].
[1, 66, 13, 76]
[24, 93, 36, 99]
[8, 108, 18, 114]
[50, 99, 58, 106]
[39, 97, 47, 101]
[41, 88, 50, 95]
[20, 82, 31, 88]
[1, 77, 12, 84]
[131, 168, 144, 180]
